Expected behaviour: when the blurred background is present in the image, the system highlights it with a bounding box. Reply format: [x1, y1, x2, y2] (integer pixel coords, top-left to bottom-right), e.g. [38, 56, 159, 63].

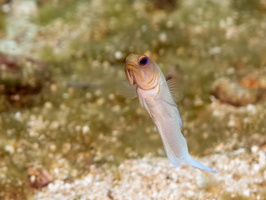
[0, 0, 266, 199]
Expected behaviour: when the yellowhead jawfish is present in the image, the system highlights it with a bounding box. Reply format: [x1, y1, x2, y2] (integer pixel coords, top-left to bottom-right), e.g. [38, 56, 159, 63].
[119, 54, 218, 173]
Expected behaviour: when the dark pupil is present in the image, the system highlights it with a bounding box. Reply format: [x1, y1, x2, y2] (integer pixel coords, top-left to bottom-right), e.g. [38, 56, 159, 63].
[139, 57, 148, 66]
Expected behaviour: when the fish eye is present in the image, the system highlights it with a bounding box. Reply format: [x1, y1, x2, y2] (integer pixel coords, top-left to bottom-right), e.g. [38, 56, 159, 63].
[139, 56, 148, 67]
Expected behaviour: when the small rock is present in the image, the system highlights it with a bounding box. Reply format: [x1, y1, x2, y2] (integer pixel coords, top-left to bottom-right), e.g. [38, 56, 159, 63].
[241, 68, 266, 89]
[251, 146, 259, 153]
[241, 68, 266, 100]
[4, 144, 15, 154]
[195, 176, 208, 189]
[27, 166, 53, 189]
[243, 189, 250, 197]
[211, 78, 258, 106]
[159, 32, 167, 43]
[0, 52, 50, 108]
[114, 51, 123, 60]
[209, 46, 221, 55]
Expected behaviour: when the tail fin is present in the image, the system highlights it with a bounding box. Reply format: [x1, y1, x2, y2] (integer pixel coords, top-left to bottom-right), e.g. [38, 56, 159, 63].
[180, 154, 218, 173]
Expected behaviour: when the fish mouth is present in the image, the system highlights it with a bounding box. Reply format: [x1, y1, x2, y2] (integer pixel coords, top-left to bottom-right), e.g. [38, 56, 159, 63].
[125, 63, 143, 86]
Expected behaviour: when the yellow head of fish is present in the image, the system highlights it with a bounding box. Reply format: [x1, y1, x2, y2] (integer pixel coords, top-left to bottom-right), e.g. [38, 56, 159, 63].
[125, 54, 160, 90]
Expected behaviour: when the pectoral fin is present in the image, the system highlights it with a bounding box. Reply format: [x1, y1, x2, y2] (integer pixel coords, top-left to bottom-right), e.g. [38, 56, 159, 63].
[116, 81, 137, 99]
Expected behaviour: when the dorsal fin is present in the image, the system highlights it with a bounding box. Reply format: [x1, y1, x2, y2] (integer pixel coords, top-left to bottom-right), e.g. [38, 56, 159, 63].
[116, 81, 137, 99]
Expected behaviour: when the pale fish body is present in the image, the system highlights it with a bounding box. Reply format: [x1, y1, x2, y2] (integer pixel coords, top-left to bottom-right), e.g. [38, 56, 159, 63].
[121, 54, 218, 173]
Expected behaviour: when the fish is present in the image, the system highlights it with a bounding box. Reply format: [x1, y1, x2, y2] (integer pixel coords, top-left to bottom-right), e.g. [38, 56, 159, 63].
[119, 53, 218, 173]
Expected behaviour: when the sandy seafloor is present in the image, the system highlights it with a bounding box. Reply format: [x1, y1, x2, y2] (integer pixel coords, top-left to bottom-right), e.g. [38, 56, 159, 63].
[35, 146, 266, 200]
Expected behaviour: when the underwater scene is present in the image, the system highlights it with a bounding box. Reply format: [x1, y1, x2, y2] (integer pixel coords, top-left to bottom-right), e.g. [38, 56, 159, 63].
[0, 0, 265, 199]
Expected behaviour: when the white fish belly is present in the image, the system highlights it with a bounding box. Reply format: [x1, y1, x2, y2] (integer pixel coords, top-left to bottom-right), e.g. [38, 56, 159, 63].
[143, 96, 218, 173]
